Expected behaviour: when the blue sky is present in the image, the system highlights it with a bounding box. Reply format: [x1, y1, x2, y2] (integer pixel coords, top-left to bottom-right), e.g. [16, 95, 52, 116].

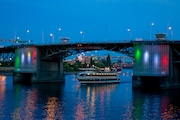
[0, 0, 179, 45]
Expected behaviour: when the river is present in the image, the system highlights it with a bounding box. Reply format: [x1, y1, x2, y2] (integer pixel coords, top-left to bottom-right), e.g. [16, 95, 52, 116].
[0, 69, 180, 119]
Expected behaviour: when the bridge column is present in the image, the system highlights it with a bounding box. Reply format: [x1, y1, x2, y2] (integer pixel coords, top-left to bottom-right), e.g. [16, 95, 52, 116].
[31, 48, 65, 82]
[13, 46, 65, 83]
[132, 42, 180, 89]
[132, 43, 170, 89]
[31, 61, 64, 82]
[59, 59, 64, 81]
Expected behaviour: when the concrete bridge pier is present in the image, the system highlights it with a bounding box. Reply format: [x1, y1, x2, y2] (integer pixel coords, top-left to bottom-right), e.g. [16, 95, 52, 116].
[13, 47, 65, 83]
[13, 60, 65, 83]
[31, 60, 64, 83]
[132, 43, 180, 89]
[132, 76, 169, 89]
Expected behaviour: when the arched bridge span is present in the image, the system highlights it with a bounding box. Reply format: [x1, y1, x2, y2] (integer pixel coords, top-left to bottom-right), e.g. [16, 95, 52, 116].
[37, 42, 133, 61]
[0, 42, 133, 62]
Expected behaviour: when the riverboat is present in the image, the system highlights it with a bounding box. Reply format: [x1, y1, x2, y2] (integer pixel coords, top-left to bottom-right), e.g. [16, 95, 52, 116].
[77, 71, 120, 84]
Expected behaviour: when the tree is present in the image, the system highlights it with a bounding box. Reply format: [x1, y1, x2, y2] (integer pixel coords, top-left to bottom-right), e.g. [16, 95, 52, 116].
[94, 62, 105, 68]
[106, 53, 111, 68]
[90, 57, 94, 67]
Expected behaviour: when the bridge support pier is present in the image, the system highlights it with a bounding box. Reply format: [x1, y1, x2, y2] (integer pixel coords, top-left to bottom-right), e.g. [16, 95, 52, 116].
[132, 76, 169, 89]
[132, 42, 180, 89]
[13, 47, 65, 83]
[13, 60, 65, 83]
[31, 60, 64, 83]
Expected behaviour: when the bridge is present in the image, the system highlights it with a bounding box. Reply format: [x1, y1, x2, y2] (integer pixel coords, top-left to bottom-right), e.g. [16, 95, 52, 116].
[0, 41, 133, 82]
[1, 40, 180, 89]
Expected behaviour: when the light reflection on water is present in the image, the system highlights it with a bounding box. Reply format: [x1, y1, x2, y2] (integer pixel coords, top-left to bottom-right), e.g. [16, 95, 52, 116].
[0, 69, 180, 119]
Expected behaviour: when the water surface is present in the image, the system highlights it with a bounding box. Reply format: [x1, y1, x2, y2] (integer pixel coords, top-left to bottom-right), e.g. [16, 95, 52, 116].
[0, 69, 180, 119]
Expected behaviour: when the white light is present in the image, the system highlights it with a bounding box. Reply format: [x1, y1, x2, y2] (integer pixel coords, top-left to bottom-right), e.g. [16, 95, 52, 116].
[21, 53, 25, 65]
[154, 54, 159, 68]
[151, 22, 154, 26]
[80, 31, 83, 34]
[27, 30, 30, 33]
[50, 33, 53, 36]
[168, 26, 172, 30]
[58, 28, 61, 31]
[127, 28, 131, 32]
[144, 51, 149, 64]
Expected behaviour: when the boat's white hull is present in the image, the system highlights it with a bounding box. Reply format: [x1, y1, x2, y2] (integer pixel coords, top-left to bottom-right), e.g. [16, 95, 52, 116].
[77, 76, 120, 84]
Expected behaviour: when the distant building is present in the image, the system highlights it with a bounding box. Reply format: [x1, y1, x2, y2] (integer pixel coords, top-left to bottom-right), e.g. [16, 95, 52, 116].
[156, 33, 167, 41]
[60, 37, 70, 43]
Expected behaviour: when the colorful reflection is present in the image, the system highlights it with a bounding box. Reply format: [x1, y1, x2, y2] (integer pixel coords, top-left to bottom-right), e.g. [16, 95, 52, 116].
[12, 88, 38, 120]
[133, 90, 180, 119]
[134, 44, 169, 76]
[0, 75, 6, 117]
[44, 97, 62, 120]
[15, 47, 37, 72]
[74, 84, 119, 119]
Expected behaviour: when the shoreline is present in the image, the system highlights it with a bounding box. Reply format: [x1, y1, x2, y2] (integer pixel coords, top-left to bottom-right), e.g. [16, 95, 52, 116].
[0, 72, 13, 76]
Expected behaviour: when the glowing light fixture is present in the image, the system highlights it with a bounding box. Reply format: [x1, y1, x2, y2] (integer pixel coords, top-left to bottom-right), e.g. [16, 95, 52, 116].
[135, 49, 141, 61]
[28, 51, 31, 63]
[15, 55, 20, 70]
[144, 51, 149, 64]
[154, 54, 159, 68]
[21, 53, 25, 65]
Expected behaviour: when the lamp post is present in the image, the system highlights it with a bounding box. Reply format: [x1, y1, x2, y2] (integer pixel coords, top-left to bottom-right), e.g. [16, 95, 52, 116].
[26, 29, 30, 42]
[27, 29, 30, 33]
[80, 30, 84, 42]
[56, 28, 61, 42]
[16, 37, 20, 43]
[150, 22, 154, 41]
[50, 33, 54, 43]
[127, 28, 132, 41]
[168, 26, 172, 40]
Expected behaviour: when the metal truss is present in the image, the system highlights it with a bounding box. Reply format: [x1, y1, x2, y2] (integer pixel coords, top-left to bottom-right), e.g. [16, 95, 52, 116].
[0, 42, 134, 62]
[40, 45, 68, 61]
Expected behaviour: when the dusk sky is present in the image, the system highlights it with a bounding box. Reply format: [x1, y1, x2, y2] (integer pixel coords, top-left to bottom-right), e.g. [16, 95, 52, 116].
[0, 0, 179, 45]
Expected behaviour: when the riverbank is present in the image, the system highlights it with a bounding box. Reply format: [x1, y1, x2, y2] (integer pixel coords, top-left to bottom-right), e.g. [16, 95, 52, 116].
[64, 71, 79, 75]
[0, 67, 14, 75]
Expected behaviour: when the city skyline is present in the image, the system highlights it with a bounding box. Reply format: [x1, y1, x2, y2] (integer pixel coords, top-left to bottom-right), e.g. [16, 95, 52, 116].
[0, 0, 179, 45]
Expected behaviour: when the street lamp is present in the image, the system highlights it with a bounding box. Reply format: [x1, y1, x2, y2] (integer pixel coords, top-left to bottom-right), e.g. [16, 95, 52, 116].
[80, 30, 84, 42]
[58, 28, 61, 31]
[168, 26, 172, 40]
[50, 33, 54, 43]
[26, 29, 30, 41]
[150, 22, 154, 41]
[16, 37, 20, 43]
[56, 28, 61, 42]
[27, 29, 30, 33]
[127, 28, 132, 41]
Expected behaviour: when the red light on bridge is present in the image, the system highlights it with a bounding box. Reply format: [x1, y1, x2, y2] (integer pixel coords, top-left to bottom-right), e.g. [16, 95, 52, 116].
[162, 54, 168, 68]
[77, 44, 82, 47]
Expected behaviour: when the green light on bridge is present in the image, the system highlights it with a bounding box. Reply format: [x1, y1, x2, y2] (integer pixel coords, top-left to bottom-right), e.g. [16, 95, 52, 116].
[135, 49, 141, 61]
[15, 55, 20, 70]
